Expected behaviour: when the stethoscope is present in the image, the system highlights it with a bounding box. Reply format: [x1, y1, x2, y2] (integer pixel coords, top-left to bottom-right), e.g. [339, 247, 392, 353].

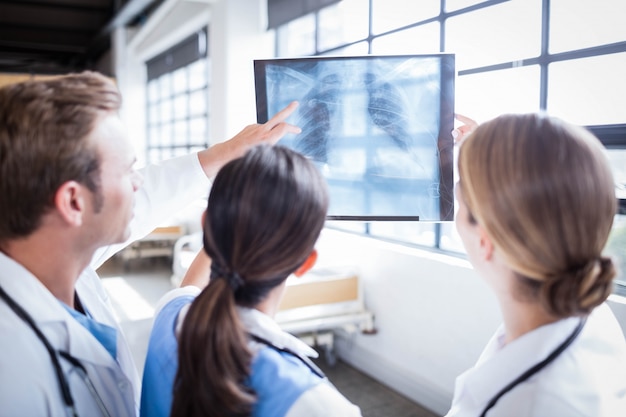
[251, 334, 327, 379]
[0, 285, 112, 417]
[479, 316, 587, 417]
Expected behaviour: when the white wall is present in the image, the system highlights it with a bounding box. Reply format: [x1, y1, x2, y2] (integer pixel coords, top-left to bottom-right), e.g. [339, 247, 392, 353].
[208, 0, 274, 141]
[114, 24, 148, 166]
[314, 228, 500, 414]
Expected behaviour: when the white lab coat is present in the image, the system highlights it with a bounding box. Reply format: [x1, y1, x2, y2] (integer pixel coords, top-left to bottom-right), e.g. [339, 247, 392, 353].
[0, 153, 210, 417]
[446, 303, 626, 417]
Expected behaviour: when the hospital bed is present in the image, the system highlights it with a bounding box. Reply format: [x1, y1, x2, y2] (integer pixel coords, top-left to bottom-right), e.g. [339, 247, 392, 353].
[170, 234, 376, 365]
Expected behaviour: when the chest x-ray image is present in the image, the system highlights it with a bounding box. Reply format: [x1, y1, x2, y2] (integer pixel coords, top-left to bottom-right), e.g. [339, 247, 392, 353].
[254, 54, 455, 221]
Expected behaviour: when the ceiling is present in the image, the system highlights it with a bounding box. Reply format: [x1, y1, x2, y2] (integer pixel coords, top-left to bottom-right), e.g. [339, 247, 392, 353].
[0, 0, 164, 75]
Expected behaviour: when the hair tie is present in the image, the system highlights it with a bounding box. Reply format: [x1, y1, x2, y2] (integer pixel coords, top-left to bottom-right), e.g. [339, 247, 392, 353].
[210, 262, 245, 291]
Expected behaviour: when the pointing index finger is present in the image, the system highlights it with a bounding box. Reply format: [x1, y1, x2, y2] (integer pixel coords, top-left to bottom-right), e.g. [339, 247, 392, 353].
[454, 113, 477, 126]
[265, 101, 299, 129]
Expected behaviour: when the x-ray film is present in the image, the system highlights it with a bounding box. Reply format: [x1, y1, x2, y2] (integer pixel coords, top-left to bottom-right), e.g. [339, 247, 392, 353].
[254, 54, 455, 221]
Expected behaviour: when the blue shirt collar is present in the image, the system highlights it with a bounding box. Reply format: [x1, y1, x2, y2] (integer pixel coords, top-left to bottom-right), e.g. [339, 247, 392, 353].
[60, 301, 117, 360]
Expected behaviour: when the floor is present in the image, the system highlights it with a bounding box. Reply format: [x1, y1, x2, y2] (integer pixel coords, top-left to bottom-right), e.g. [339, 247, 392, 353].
[98, 255, 439, 417]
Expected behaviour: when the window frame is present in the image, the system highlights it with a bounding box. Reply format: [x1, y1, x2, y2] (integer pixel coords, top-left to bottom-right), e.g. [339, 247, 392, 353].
[145, 28, 210, 164]
[273, 0, 626, 285]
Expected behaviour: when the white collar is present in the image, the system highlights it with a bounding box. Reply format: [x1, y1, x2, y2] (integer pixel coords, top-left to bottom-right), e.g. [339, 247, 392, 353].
[458, 316, 582, 407]
[237, 307, 319, 358]
[174, 301, 319, 359]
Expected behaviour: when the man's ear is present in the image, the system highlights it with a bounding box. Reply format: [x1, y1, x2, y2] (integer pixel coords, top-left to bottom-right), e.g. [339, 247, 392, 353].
[54, 181, 86, 226]
[478, 227, 494, 261]
[294, 249, 318, 277]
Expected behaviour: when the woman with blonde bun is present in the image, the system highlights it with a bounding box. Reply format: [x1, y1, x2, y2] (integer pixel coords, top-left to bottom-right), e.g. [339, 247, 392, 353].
[448, 113, 626, 417]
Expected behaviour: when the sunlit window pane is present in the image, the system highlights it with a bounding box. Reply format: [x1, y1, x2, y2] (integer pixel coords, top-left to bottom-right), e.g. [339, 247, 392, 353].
[161, 123, 173, 147]
[160, 99, 172, 122]
[149, 126, 160, 147]
[550, 0, 626, 53]
[173, 148, 189, 158]
[606, 215, 626, 290]
[372, 0, 439, 35]
[189, 59, 207, 90]
[547, 53, 626, 126]
[318, 0, 369, 51]
[148, 80, 159, 103]
[456, 65, 541, 123]
[440, 222, 466, 253]
[159, 73, 172, 99]
[445, 0, 542, 70]
[601, 153, 625, 292]
[607, 150, 626, 200]
[149, 104, 159, 125]
[276, 14, 316, 57]
[189, 117, 207, 144]
[445, 0, 492, 12]
[148, 149, 161, 163]
[189, 89, 207, 116]
[320, 42, 369, 56]
[188, 146, 206, 154]
[174, 121, 187, 146]
[172, 67, 187, 94]
[371, 23, 440, 54]
[173, 94, 187, 120]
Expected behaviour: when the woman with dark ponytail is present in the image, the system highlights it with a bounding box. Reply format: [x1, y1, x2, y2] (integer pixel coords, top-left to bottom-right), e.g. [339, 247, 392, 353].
[447, 113, 626, 416]
[140, 144, 361, 417]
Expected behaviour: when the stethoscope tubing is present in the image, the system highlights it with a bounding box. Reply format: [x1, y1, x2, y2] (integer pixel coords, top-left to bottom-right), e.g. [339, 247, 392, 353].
[479, 316, 587, 417]
[251, 334, 327, 379]
[0, 285, 79, 417]
[0, 284, 112, 417]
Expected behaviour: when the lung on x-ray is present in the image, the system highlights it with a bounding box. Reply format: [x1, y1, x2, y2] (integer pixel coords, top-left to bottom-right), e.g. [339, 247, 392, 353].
[254, 54, 455, 221]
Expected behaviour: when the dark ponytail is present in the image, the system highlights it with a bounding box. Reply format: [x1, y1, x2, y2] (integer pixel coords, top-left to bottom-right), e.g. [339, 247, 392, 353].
[171, 277, 254, 417]
[171, 145, 329, 417]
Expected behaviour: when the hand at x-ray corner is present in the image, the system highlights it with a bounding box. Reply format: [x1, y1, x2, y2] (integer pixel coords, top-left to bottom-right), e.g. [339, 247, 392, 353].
[451, 113, 478, 145]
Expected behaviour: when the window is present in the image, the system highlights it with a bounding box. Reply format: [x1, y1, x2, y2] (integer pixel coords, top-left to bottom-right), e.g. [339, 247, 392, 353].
[273, 0, 626, 285]
[446, 0, 542, 72]
[318, 0, 369, 51]
[605, 150, 626, 293]
[146, 29, 209, 163]
[607, 213, 626, 295]
[548, 53, 626, 126]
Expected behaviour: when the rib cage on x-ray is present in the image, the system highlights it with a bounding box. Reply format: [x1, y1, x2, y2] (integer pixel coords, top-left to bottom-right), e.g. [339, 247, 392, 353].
[365, 72, 413, 152]
[257, 55, 455, 220]
[296, 74, 341, 163]
[296, 71, 415, 165]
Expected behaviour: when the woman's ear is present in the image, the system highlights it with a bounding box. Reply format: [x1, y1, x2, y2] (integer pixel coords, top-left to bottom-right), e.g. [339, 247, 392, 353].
[294, 249, 318, 277]
[478, 227, 494, 261]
